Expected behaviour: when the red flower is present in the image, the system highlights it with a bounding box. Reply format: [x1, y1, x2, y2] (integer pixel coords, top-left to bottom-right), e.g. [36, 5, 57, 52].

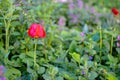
[28, 23, 46, 38]
[111, 8, 119, 16]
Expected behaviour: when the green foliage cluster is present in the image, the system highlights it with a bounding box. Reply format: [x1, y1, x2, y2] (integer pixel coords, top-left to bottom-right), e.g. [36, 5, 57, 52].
[0, 0, 120, 80]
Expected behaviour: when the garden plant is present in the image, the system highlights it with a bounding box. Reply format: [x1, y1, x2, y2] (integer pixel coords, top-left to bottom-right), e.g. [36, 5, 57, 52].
[0, 0, 120, 80]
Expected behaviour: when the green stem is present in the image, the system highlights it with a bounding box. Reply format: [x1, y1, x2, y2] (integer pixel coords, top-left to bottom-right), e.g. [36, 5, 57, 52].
[100, 27, 102, 58]
[5, 30, 8, 51]
[78, 62, 80, 69]
[52, 75, 55, 80]
[3, 18, 8, 52]
[4, 15, 11, 52]
[51, 73, 55, 80]
[5, 28, 9, 52]
[110, 35, 113, 55]
[84, 60, 88, 77]
[34, 39, 37, 67]
[42, 39, 47, 59]
[44, 51, 47, 60]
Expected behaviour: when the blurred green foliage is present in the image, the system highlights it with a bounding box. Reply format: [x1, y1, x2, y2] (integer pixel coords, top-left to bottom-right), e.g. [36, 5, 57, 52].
[0, 0, 120, 80]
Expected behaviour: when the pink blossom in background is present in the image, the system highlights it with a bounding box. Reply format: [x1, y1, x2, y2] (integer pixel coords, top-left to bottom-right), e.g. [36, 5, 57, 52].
[80, 32, 85, 37]
[22, 0, 25, 2]
[68, 3, 74, 10]
[0, 65, 6, 80]
[0, 77, 6, 80]
[14, 3, 21, 7]
[94, 18, 100, 23]
[117, 35, 120, 40]
[90, 7, 96, 14]
[116, 42, 120, 47]
[85, 4, 89, 11]
[95, 13, 102, 17]
[54, 0, 68, 3]
[0, 65, 4, 75]
[78, 0, 83, 9]
[58, 16, 66, 26]
[70, 17, 78, 23]
[69, 14, 79, 24]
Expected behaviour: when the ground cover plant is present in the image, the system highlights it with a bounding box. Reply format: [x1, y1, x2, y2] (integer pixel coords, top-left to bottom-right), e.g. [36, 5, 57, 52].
[0, 0, 120, 80]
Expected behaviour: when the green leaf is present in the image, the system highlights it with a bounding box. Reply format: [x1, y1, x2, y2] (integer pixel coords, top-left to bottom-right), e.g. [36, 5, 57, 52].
[69, 40, 78, 53]
[5, 51, 10, 58]
[19, 53, 26, 59]
[11, 21, 20, 27]
[15, 6, 22, 11]
[9, 46, 14, 49]
[116, 48, 120, 54]
[49, 66, 58, 76]
[14, 41, 20, 49]
[0, 22, 2, 26]
[37, 67, 45, 74]
[43, 73, 52, 80]
[11, 32, 20, 36]
[106, 73, 118, 80]
[27, 67, 34, 73]
[88, 71, 98, 80]
[61, 71, 77, 80]
[5, 68, 21, 79]
[70, 52, 80, 63]
[103, 40, 110, 52]
[92, 32, 100, 42]
[107, 54, 118, 64]
[26, 51, 34, 58]
[9, 58, 22, 67]
[34, 63, 39, 71]
[23, 58, 33, 64]
[55, 76, 64, 80]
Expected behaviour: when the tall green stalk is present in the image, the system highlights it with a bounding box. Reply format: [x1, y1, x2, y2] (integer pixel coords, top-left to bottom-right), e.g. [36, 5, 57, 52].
[100, 27, 102, 58]
[42, 39, 47, 59]
[4, 20, 11, 52]
[1, 1, 14, 52]
[110, 35, 113, 55]
[3, 17, 8, 52]
[34, 39, 37, 67]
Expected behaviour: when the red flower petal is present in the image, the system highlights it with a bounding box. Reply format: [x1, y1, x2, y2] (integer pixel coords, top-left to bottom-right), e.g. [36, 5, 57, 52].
[28, 23, 46, 38]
